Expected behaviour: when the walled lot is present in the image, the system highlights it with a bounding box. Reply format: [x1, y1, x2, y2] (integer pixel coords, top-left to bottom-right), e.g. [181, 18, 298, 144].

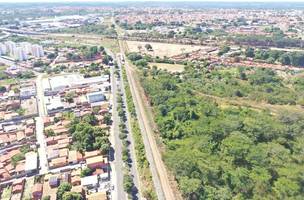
[126, 40, 206, 57]
[22, 176, 34, 200]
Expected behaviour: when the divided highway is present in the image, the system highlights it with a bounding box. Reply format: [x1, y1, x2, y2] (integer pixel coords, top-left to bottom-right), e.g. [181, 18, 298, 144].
[118, 42, 177, 200]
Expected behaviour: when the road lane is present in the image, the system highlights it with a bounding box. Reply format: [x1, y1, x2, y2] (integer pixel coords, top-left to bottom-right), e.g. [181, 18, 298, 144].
[120, 45, 177, 200]
[109, 54, 127, 200]
[35, 74, 48, 174]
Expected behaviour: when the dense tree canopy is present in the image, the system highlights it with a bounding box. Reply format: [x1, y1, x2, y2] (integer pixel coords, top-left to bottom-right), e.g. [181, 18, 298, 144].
[135, 60, 304, 199]
[69, 114, 110, 153]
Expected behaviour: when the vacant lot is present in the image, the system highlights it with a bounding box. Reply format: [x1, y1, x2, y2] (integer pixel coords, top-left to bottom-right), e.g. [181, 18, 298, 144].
[126, 41, 204, 57]
[149, 62, 185, 72]
[1, 186, 12, 200]
[22, 177, 35, 200]
[39, 34, 120, 53]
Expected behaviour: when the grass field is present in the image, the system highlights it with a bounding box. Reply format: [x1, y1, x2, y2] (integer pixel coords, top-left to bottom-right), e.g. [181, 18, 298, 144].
[149, 62, 185, 72]
[40, 34, 120, 53]
[0, 78, 16, 85]
[126, 40, 204, 58]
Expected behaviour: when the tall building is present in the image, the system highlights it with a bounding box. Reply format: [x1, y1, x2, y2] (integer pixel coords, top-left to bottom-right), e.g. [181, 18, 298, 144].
[4, 41, 16, 56]
[20, 42, 32, 54]
[0, 43, 7, 55]
[31, 44, 44, 57]
[14, 47, 28, 61]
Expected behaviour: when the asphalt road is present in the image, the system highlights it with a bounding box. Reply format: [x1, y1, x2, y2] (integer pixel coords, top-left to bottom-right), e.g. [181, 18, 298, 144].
[117, 53, 142, 200]
[120, 47, 176, 200]
[109, 53, 127, 200]
[35, 73, 49, 174]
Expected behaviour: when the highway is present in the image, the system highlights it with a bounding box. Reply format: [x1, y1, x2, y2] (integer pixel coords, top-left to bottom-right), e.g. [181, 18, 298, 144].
[116, 53, 142, 200]
[118, 41, 177, 200]
[109, 53, 127, 200]
[35, 73, 49, 174]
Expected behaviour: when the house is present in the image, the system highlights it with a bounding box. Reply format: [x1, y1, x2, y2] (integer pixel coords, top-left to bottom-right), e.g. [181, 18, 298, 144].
[68, 150, 83, 164]
[71, 168, 81, 177]
[84, 150, 100, 159]
[25, 127, 34, 137]
[46, 137, 57, 146]
[50, 157, 67, 169]
[81, 175, 98, 189]
[32, 183, 43, 200]
[15, 162, 25, 175]
[62, 172, 70, 183]
[71, 176, 81, 186]
[16, 131, 25, 141]
[47, 148, 59, 161]
[12, 179, 25, 194]
[49, 176, 59, 188]
[86, 155, 108, 170]
[26, 119, 35, 126]
[43, 117, 54, 126]
[71, 185, 85, 198]
[59, 148, 69, 158]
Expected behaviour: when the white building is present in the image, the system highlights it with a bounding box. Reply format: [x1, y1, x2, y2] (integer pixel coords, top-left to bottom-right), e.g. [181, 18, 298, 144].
[4, 41, 16, 55]
[0, 43, 7, 55]
[45, 96, 64, 114]
[81, 175, 99, 189]
[31, 44, 44, 57]
[14, 47, 28, 61]
[25, 152, 38, 174]
[20, 42, 32, 54]
[20, 86, 36, 99]
[87, 91, 106, 103]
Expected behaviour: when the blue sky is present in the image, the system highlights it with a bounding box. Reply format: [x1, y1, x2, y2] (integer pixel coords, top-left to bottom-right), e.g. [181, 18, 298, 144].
[0, 0, 304, 2]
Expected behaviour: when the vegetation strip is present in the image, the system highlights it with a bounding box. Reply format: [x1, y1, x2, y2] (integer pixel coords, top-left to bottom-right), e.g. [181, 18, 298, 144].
[121, 63, 157, 200]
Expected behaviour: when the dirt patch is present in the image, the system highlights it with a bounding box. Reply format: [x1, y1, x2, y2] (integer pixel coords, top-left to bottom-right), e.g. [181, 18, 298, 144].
[126, 40, 205, 58]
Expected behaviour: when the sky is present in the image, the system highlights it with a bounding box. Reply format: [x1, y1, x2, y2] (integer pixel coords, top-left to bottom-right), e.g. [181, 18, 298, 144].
[1, 0, 304, 2]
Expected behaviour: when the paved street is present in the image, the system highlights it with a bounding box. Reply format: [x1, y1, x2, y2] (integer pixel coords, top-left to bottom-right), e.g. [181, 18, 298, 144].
[35, 74, 48, 174]
[117, 53, 142, 200]
[109, 53, 127, 200]
[118, 41, 175, 199]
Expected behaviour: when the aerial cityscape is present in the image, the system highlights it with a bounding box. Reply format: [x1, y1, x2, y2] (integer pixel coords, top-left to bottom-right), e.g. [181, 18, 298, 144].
[0, 1, 304, 200]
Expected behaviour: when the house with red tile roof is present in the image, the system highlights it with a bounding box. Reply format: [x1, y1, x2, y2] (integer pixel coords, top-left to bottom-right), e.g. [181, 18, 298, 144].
[12, 179, 25, 194]
[32, 183, 43, 200]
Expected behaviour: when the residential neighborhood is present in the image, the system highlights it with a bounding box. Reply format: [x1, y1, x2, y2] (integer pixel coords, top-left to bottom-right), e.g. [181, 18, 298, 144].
[2, 1, 304, 200]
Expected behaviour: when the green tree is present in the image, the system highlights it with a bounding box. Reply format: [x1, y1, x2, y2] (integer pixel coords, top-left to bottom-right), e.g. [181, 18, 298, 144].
[62, 192, 83, 200]
[43, 196, 51, 200]
[80, 167, 93, 177]
[279, 53, 291, 65]
[273, 177, 300, 198]
[221, 132, 253, 164]
[145, 43, 153, 51]
[123, 174, 133, 193]
[56, 183, 72, 200]
[245, 47, 255, 58]
[64, 92, 75, 103]
[0, 86, 6, 93]
[179, 176, 201, 198]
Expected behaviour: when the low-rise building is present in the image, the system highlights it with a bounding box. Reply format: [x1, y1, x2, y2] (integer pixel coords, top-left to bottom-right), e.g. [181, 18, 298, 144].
[86, 155, 108, 170]
[81, 175, 98, 189]
[32, 183, 43, 200]
[25, 152, 38, 175]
